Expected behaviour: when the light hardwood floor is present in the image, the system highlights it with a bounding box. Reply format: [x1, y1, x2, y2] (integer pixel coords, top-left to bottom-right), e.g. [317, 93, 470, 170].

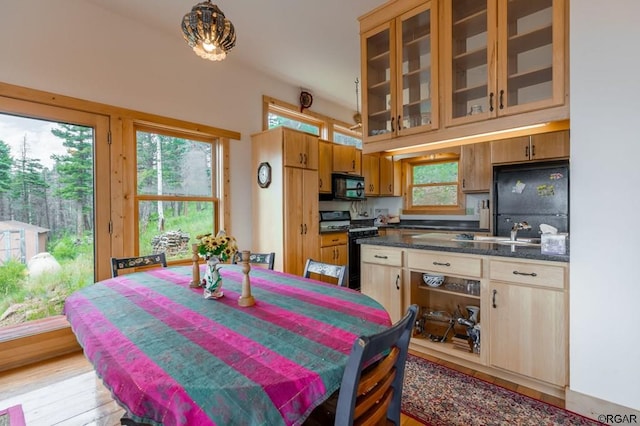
[0, 350, 564, 426]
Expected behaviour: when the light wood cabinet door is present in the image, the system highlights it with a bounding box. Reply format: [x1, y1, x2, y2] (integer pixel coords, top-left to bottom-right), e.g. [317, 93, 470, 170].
[319, 243, 348, 285]
[318, 140, 332, 193]
[488, 281, 566, 386]
[379, 155, 401, 196]
[461, 142, 491, 192]
[283, 129, 318, 170]
[442, 0, 566, 126]
[332, 144, 358, 173]
[491, 131, 569, 164]
[360, 1, 438, 144]
[361, 262, 403, 324]
[361, 153, 380, 195]
[283, 167, 318, 276]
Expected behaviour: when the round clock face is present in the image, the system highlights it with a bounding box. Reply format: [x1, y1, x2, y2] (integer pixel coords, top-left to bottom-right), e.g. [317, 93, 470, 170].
[257, 162, 271, 188]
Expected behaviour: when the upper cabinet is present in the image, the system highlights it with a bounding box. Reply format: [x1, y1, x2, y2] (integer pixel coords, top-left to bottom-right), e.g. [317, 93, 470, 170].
[442, 0, 567, 126]
[379, 155, 402, 196]
[461, 142, 491, 192]
[283, 129, 318, 170]
[360, 1, 439, 144]
[361, 153, 380, 196]
[333, 144, 359, 174]
[491, 130, 569, 164]
[318, 140, 333, 194]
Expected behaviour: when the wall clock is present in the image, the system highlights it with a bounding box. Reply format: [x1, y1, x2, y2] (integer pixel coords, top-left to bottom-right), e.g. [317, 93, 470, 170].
[257, 162, 272, 188]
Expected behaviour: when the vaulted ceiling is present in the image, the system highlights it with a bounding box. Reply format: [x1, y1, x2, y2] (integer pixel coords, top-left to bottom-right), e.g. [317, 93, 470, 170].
[83, 0, 388, 109]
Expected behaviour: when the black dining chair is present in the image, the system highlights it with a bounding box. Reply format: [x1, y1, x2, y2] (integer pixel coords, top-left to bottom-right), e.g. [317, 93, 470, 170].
[232, 251, 276, 270]
[304, 304, 418, 426]
[111, 253, 167, 277]
[303, 259, 348, 287]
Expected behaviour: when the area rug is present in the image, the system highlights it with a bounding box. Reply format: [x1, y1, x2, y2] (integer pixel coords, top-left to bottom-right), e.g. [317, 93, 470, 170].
[0, 405, 25, 426]
[401, 355, 603, 425]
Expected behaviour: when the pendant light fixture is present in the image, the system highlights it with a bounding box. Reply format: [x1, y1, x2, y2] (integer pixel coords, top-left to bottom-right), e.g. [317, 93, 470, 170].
[181, 0, 236, 61]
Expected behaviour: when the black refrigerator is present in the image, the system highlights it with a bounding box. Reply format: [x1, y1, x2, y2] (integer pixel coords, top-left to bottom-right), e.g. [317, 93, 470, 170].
[493, 160, 569, 238]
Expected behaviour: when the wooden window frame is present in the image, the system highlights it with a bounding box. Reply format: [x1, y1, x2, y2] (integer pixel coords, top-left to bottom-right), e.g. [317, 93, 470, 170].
[402, 152, 465, 215]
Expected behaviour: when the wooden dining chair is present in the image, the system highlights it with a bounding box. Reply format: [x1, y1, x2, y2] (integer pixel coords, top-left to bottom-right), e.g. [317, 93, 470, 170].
[232, 251, 275, 270]
[111, 253, 167, 277]
[303, 259, 348, 287]
[304, 304, 418, 426]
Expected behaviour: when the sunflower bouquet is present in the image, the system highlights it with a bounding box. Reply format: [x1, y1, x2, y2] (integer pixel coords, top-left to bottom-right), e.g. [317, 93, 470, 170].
[195, 230, 238, 262]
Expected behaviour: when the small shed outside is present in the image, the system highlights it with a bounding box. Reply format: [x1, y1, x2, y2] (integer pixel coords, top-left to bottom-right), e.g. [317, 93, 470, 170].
[0, 220, 50, 265]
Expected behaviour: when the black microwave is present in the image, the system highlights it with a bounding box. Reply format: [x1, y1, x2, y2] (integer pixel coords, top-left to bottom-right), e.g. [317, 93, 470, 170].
[332, 173, 366, 200]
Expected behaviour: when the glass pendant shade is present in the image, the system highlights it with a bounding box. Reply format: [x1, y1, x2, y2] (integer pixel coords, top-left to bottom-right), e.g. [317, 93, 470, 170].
[182, 1, 236, 61]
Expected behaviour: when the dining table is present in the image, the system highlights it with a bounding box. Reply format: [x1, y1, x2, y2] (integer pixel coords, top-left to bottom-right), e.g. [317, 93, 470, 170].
[63, 264, 391, 426]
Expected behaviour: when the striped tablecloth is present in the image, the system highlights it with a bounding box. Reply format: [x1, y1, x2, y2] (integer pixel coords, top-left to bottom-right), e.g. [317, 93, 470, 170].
[64, 265, 391, 426]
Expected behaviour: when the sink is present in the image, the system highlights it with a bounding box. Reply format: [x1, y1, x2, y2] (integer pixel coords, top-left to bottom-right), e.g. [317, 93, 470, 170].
[471, 236, 541, 246]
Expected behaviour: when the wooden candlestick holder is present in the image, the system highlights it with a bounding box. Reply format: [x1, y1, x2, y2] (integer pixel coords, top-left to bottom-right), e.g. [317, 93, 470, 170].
[189, 243, 201, 288]
[237, 250, 255, 307]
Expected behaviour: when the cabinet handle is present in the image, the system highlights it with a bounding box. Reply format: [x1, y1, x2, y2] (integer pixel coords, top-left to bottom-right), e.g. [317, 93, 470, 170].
[499, 89, 504, 110]
[531, 144, 536, 157]
[432, 261, 450, 267]
[398, 115, 402, 130]
[319, 178, 323, 189]
[374, 255, 388, 259]
[299, 153, 303, 164]
[462, 178, 466, 188]
[388, 184, 392, 192]
[489, 92, 494, 112]
[300, 224, 304, 235]
[525, 145, 529, 158]
[352, 160, 355, 170]
[395, 274, 400, 290]
[492, 289, 497, 308]
[513, 270, 537, 277]
[332, 238, 339, 242]
[303, 224, 307, 234]
[303, 153, 307, 165]
[391, 116, 395, 132]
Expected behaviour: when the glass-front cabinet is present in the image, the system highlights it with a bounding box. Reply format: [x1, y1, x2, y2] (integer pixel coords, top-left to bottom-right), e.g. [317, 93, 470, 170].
[361, 1, 438, 143]
[443, 0, 566, 126]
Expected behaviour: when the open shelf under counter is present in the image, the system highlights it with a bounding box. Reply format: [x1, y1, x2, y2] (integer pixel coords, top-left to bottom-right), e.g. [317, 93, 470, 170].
[417, 283, 480, 301]
[410, 334, 481, 364]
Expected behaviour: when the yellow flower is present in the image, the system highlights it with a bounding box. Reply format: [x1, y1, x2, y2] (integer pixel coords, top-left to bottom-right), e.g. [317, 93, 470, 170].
[196, 230, 238, 262]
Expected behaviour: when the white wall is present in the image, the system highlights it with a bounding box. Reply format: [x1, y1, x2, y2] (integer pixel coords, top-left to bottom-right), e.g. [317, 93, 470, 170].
[3, 0, 640, 412]
[570, 0, 640, 410]
[0, 0, 352, 248]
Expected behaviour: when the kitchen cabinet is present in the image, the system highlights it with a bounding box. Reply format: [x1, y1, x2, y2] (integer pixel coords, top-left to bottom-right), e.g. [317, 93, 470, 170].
[318, 140, 332, 194]
[359, 0, 439, 144]
[379, 155, 401, 196]
[319, 233, 348, 285]
[251, 127, 319, 274]
[491, 130, 569, 164]
[442, 0, 567, 127]
[361, 153, 380, 195]
[461, 142, 491, 192]
[333, 144, 359, 173]
[488, 258, 567, 386]
[360, 245, 404, 323]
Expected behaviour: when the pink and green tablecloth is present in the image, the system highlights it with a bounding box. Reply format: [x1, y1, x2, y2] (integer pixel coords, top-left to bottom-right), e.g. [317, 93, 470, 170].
[64, 265, 391, 426]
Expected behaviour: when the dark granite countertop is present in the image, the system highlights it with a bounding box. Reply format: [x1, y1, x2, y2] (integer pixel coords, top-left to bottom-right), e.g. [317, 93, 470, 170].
[357, 233, 569, 263]
[379, 220, 488, 233]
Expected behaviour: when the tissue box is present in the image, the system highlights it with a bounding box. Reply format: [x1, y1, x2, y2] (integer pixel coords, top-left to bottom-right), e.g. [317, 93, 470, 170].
[541, 233, 567, 255]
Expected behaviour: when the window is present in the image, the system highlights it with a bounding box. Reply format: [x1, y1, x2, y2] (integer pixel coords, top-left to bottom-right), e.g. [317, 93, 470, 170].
[263, 95, 361, 145]
[406, 155, 463, 213]
[135, 126, 222, 261]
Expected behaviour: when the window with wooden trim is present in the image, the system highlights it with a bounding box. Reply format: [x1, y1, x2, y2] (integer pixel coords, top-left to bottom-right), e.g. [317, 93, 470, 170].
[405, 154, 463, 213]
[134, 126, 224, 261]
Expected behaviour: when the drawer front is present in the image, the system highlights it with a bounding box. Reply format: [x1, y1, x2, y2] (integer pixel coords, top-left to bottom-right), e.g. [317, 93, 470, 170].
[490, 260, 566, 289]
[361, 246, 403, 267]
[408, 251, 482, 277]
[320, 232, 348, 247]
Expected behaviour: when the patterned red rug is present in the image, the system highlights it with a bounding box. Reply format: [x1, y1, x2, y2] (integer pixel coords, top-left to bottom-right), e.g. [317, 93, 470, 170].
[0, 405, 25, 426]
[401, 355, 604, 425]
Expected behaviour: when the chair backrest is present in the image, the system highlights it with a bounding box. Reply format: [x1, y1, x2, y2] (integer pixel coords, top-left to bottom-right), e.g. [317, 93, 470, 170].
[232, 252, 275, 270]
[303, 258, 348, 287]
[111, 253, 167, 277]
[335, 304, 418, 426]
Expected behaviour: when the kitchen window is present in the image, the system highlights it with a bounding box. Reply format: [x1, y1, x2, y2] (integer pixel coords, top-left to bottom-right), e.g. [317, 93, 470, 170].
[405, 154, 464, 214]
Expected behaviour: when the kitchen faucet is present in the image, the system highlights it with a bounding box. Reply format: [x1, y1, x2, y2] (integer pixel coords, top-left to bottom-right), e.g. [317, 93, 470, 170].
[510, 221, 531, 241]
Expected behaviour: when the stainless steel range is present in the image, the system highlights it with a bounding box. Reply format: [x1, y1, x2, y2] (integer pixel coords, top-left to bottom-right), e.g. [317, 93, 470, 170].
[319, 211, 379, 290]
